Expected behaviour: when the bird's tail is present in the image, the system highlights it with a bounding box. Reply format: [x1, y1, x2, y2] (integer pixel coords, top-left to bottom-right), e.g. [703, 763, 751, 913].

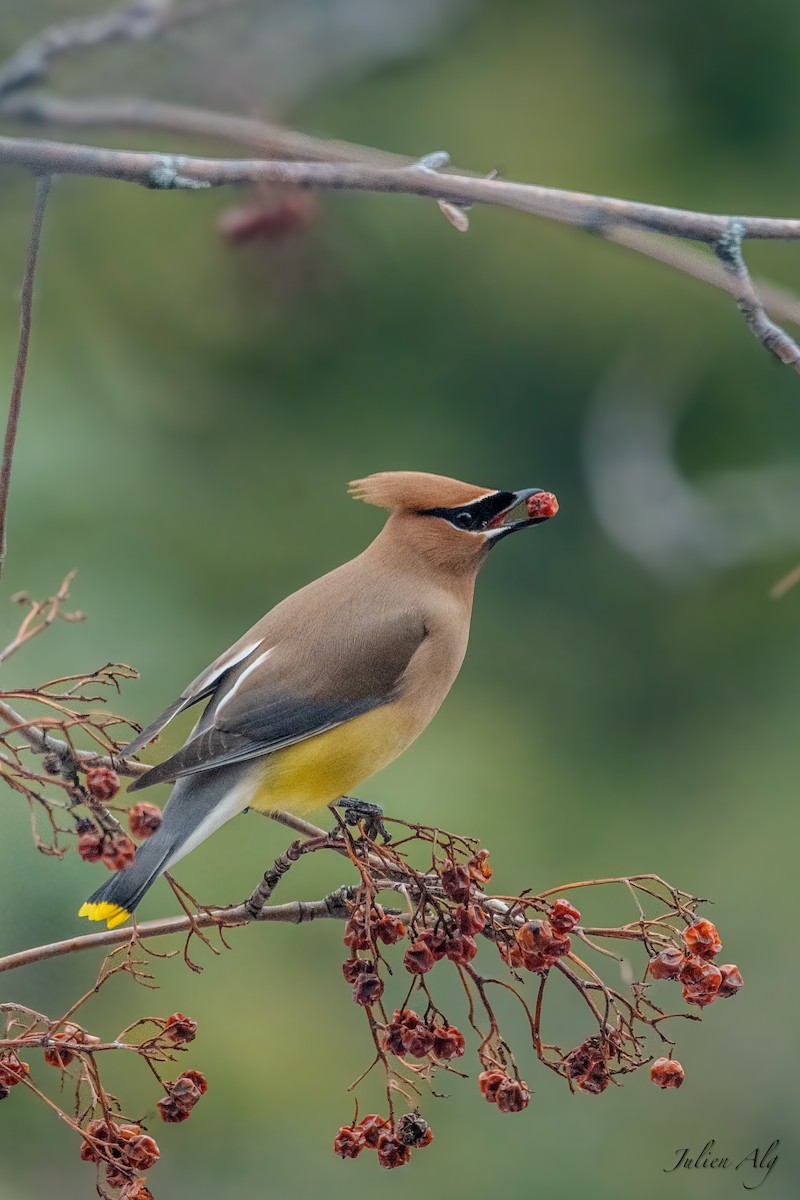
[78, 833, 176, 928]
[78, 761, 255, 928]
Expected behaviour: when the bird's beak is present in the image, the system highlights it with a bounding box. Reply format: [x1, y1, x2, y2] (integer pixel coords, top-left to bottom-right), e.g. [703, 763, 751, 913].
[483, 487, 558, 542]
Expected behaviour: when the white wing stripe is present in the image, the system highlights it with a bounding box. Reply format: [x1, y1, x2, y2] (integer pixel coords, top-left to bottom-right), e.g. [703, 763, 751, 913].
[213, 647, 275, 719]
[187, 638, 263, 699]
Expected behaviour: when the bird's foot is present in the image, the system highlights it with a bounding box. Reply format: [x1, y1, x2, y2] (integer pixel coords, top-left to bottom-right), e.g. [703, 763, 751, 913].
[334, 796, 391, 843]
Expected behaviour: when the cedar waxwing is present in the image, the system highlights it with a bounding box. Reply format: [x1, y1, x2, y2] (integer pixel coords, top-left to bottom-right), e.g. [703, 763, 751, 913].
[79, 472, 558, 928]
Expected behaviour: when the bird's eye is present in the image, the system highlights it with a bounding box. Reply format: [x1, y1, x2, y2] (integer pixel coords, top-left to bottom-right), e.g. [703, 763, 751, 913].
[452, 510, 475, 530]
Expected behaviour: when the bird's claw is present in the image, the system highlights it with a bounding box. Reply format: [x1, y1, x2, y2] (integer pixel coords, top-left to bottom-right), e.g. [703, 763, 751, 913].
[335, 796, 392, 842]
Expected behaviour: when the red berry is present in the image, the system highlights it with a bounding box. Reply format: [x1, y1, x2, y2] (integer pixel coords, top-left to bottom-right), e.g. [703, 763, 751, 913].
[526, 491, 559, 519]
[549, 898, 581, 932]
[683, 918, 722, 960]
[650, 1057, 685, 1089]
[376, 1133, 411, 1168]
[440, 861, 473, 903]
[356, 1114, 390, 1148]
[44, 1032, 75, 1068]
[680, 956, 722, 1006]
[77, 830, 105, 863]
[516, 919, 554, 955]
[495, 1077, 531, 1113]
[0, 1056, 29, 1087]
[432, 1025, 465, 1060]
[163, 1013, 198, 1045]
[85, 767, 120, 802]
[101, 833, 136, 871]
[333, 1125, 366, 1159]
[717, 963, 744, 997]
[128, 802, 162, 839]
[648, 948, 685, 980]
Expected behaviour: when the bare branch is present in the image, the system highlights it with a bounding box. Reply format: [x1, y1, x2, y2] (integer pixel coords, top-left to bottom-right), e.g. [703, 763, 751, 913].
[0, 173, 51, 578]
[0, 888, 353, 975]
[714, 221, 800, 369]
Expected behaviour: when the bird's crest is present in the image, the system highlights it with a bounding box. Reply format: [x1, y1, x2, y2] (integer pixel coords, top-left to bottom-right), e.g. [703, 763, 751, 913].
[348, 471, 493, 512]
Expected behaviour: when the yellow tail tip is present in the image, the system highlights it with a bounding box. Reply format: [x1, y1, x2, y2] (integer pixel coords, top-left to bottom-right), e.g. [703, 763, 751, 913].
[78, 901, 131, 929]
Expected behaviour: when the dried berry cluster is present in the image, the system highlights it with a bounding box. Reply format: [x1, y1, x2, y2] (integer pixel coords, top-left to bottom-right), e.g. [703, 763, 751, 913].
[648, 918, 743, 1007]
[334, 1111, 433, 1168]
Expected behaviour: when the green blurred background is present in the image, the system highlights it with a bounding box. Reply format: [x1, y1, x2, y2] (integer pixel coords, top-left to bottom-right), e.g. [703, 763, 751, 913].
[1, 1, 798, 1196]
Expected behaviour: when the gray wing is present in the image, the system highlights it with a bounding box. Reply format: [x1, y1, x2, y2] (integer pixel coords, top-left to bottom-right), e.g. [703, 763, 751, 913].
[128, 610, 425, 791]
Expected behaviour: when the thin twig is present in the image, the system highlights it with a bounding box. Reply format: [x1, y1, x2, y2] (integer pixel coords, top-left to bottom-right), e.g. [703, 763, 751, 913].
[714, 221, 800, 370]
[0, 173, 51, 577]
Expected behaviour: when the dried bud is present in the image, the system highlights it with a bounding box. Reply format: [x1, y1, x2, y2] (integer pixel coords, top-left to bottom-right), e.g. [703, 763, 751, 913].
[376, 1133, 411, 1169]
[717, 963, 744, 997]
[650, 1057, 685, 1089]
[78, 830, 106, 863]
[352, 968, 384, 1006]
[467, 849, 492, 883]
[683, 918, 722, 960]
[679, 956, 722, 1006]
[432, 1025, 466, 1060]
[102, 833, 136, 871]
[648, 948, 685, 980]
[85, 767, 120, 802]
[356, 1114, 390, 1148]
[0, 1056, 29, 1088]
[549, 898, 581, 932]
[333, 1125, 366, 1159]
[128, 802, 163, 839]
[396, 1112, 433, 1148]
[455, 903, 486, 935]
[440, 861, 473, 903]
[496, 1077, 531, 1113]
[163, 1013, 198, 1045]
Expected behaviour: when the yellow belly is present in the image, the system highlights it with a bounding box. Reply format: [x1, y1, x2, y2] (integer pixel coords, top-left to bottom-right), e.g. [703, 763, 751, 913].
[249, 703, 416, 814]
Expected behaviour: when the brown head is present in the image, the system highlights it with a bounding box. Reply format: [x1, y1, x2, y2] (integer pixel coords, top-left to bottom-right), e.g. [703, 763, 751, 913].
[349, 471, 556, 578]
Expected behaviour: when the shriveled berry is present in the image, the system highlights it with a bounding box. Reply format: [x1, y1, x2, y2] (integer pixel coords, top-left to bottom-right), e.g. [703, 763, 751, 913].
[577, 1062, 610, 1094]
[683, 918, 722, 960]
[157, 1097, 189, 1123]
[382, 1024, 406, 1055]
[341, 958, 373, 984]
[102, 833, 136, 871]
[85, 767, 120, 802]
[478, 1068, 507, 1102]
[0, 1056, 29, 1087]
[120, 1182, 155, 1200]
[128, 802, 162, 839]
[357, 1114, 390, 1148]
[440, 860, 472, 903]
[549, 898, 581, 932]
[496, 1077, 531, 1113]
[564, 1040, 605, 1081]
[352, 968, 384, 1006]
[516, 919, 555, 955]
[396, 1112, 433, 1148]
[432, 1025, 465, 1060]
[717, 963, 744, 997]
[333, 1125, 366, 1159]
[343, 913, 371, 951]
[680, 956, 722, 1006]
[650, 1057, 684, 1089]
[444, 932, 479, 965]
[44, 1032, 76, 1068]
[400, 1022, 435, 1058]
[403, 938, 437, 975]
[374, 912, 405, 945]
[376, 1133, 411, 1168]
[78, 830, 106, 863]
[121, 1133, 160, 1170]
[467, 849, 492, 883]
[455, 904, 486, 935]
[648, 948, 685, 980]
[163, 1013, 198, 1045]
[105, 1164, 132, 1190]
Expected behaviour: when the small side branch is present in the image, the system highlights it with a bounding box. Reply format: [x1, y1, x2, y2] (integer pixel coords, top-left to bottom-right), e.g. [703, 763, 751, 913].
[0, 173, 51, 577]
[714, 221, 800, 370]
